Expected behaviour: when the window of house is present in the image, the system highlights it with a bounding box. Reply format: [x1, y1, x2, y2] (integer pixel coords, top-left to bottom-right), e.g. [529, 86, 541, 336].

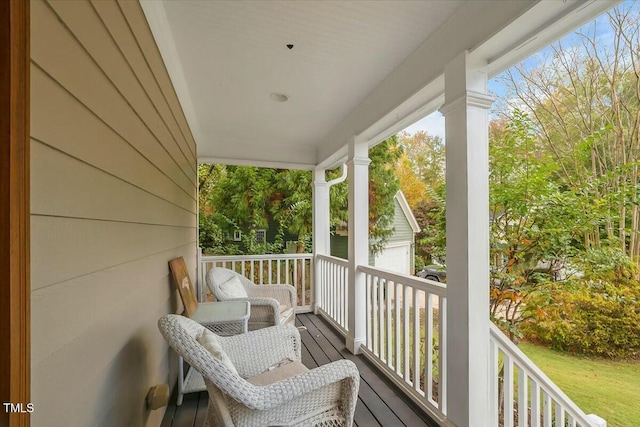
[233, 230, 242, 241]
[255, 229, 266, 245]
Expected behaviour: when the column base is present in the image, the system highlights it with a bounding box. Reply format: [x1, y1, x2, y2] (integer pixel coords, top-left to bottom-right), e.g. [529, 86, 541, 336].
[346, 336, 366, 355]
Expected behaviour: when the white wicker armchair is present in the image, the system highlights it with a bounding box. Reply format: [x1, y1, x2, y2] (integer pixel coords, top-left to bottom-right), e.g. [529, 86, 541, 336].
[158, 314, 360, 426]
[206, 267, 296, 330]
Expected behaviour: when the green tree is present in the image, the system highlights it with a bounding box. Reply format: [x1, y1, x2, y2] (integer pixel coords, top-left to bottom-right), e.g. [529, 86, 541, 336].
[488, 110, 596, 340]
[501, 3, 640, 270]
[199, 137, 402, 255]
[394, 130, 446, 266]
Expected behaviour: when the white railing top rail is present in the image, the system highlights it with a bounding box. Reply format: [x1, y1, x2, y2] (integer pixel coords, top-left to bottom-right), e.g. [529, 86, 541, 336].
[201, 253, 312, 261]
[358, 265, 447, 297]
[316, 254, 349, 268]
[489, 323, 597, 427]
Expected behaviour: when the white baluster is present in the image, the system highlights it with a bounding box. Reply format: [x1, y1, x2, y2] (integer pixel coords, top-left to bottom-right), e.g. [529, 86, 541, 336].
[518, 366, 528, 427]
[403, 284, 410, 380]
[413, 288, 421, 392]
[427, 293, 434, 402]
[504, 354, 514, 427]
[530, 380, 540, 427]
[543, 394, 552, 427]
[438, 297, 447, 414]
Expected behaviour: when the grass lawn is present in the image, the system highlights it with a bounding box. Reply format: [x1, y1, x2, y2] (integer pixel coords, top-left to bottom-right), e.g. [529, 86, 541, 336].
[519, 342, 640, 427]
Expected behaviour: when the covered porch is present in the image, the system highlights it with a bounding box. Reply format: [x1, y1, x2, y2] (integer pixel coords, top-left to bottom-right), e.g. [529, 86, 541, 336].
[162, 312, 434, 427]
[2, 1, 618, 426]
[184, 252, 604, 427]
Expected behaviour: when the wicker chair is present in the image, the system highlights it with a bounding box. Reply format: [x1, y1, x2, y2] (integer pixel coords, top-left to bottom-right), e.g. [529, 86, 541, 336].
[158, 314, 359, 426]
[206, 267, 296, 330]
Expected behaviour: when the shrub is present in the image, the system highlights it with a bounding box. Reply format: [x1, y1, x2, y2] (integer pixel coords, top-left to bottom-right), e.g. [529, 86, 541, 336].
[522, 279, 640, 359]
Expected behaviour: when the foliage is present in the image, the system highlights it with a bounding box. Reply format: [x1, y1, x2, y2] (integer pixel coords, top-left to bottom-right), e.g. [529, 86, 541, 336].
[395, 130, 445, 209]
[488, 110, 593, 340]
[521, 246, 640, 357]
[413, 188, 446, 265]
[198, 137, 402, 256]
[198, 165, 311, 254]
[271, 169, 313, 253]
[501, 3, 640, 272]
[367, 136, 403, 253]
[486, 3, 640, 347]
[395, 130, 446, 265]
[522, 275, 640, 358]
[198, 213, 231, 255]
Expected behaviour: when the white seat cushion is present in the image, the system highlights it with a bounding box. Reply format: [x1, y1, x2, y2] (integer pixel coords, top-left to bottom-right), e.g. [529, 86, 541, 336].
[197, 330, 238, 375]
[279, 307, 294, 323]
[217, 276, 248, 300]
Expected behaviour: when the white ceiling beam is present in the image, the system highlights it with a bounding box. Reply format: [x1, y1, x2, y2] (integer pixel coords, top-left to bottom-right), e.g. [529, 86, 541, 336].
[198, 157, 315, 171]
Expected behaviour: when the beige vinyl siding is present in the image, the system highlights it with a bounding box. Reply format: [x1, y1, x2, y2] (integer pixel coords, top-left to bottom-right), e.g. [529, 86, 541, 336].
[30, 1, 197, 426]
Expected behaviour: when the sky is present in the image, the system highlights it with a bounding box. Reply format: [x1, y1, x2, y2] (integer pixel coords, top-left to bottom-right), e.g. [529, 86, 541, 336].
[401, 0, 629, 142]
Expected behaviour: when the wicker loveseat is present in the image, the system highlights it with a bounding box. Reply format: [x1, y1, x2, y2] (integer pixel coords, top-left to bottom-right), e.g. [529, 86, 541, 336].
[206, 267, 296, 330]
[158, 314, 360, 426]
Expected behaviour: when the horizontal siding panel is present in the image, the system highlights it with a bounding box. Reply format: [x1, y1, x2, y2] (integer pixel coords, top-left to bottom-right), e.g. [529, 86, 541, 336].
[91, 0, 197, 168]
[31, 0, 198, 425]
[388, 199, 413, 243]
[97, 350, 172, 427]
[47, 0, 196, 181]
[30, 62, 196, 211]
[31, 286, 176, 427]
[119, 0, 197, 157]
[31, 216, 196, 290]
[31, 141, 196, 227]
[31, 0, 195, 196]
[31, 246, 194, 366]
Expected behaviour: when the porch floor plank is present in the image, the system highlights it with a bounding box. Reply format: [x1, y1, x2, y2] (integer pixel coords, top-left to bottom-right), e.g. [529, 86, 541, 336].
[169, 392, 199, 427]
[193, 391, 209, 427]
[302, 314, 435, 427]
[159, 396, 177, 427]
[297, 314, 406, 427]
[162, 313, 438, 427]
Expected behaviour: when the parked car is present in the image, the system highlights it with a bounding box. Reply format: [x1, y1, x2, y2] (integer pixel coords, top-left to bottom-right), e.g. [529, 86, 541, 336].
[417, 264, 446, 282]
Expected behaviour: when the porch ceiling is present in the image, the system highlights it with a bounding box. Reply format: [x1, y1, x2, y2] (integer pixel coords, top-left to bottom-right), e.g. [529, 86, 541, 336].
[142, 0, 619, 170]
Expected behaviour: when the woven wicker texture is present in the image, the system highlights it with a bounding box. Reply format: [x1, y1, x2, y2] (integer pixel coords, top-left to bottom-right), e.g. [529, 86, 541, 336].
[207, 267, 296, 330]
[158, 315, 359, 426]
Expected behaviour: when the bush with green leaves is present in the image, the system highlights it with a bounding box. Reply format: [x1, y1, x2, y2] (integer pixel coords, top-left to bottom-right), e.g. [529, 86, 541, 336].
[522, 278, 640, 359]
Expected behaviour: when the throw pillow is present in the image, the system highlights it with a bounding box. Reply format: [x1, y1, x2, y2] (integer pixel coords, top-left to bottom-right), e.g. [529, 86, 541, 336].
[196, 330, 238, 375]
[218, 276, 248, 300]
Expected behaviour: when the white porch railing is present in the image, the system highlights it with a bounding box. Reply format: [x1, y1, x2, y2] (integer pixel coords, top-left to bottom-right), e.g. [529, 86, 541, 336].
[198, 252, 314, 312]
[313, 257, 605, 427]
[316, 254, 349, 335]
[358, 265, 449, 424]
[489, 324, 606, 427]
[197, 252, 604, 427]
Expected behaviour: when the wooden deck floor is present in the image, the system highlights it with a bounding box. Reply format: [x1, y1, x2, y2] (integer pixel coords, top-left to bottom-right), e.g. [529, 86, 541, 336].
[161, 313, 438, 427]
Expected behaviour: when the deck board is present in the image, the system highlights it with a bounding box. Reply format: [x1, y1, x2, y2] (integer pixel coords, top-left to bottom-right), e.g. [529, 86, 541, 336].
[162, 313, 438, 427]
[297, 314, 408, 427]
[194, 392, 208, 427]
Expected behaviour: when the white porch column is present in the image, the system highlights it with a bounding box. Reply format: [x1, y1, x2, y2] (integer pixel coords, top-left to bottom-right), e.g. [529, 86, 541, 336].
[313, 168, 330, 314]
[347, 136, 370, 354]
[440, 51, 494, 427]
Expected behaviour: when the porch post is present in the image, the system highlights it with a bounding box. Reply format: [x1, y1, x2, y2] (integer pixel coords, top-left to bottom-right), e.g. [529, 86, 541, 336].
[440, 51, 493, 426]
[346, 136, 370, 354]
[313, 168, 329, 314]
